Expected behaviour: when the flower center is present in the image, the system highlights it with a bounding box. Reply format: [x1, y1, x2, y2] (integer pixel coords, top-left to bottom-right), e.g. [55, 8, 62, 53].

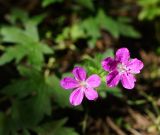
[80, 81, 87, 87]
[117, 63, 128, 74]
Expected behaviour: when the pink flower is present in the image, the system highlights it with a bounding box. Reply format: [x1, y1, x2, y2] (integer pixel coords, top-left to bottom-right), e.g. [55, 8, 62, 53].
[60, 67, 101, 106]
[102, 48, 144, 89]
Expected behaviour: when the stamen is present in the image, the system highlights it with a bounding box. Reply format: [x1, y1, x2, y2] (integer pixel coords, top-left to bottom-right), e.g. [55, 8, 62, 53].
[80, 81, 87, 87]
[117, 63, 128, 74]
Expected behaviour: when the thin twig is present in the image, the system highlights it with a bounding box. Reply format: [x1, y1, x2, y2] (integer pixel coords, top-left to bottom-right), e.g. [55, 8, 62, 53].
[106, 117, 127, 135]
[128, 128, 142, 135]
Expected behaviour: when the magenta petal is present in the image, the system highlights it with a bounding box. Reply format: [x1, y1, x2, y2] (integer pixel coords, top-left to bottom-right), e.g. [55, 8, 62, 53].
[116, 48, 130, 64]
[86, 74, 101, 88]
[72, 67, 86, 81]
[60, 77, 78, 89]
[85, 88, 98, 100]
[127, 58, 144, 74]
[107, 70, 120, 87]
[69, 88, 84, 106]
[121, 73, 136, 89]
[101, 57, 117, 71]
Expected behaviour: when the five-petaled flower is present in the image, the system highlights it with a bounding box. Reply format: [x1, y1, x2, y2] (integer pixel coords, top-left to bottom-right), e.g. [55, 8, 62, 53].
[102, 48, 144, 89]
[60, 67, 101, 106]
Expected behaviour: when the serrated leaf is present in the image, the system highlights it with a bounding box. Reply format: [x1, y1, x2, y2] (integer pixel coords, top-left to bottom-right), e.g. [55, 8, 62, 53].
[97, 10, 119, 38]
[0, 17, 53, 70]
[25, 21, 39, 42]
[118, 22, 141, 38]
[80, 17, 100, 47]
[0, 45, 28, 65]
[138, 0, 160, 20]
[81, 17, 100, 39]
[27, 45, 44, 70]
[40, 43, 54, 54]
[97, 9, 140, 38]
[11, 93, 51, 128]
[17, 65, 42, 78]
[1, 70, 53, 130]
[1, 27, 32, 44]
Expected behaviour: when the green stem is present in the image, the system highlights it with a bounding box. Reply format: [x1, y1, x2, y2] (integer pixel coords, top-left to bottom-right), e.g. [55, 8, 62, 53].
[98, 70, 106, 77]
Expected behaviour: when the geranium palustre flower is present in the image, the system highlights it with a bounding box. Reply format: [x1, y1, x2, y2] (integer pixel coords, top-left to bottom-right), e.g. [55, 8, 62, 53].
[60, 67, 101, 106]
[102, 48, 144, 89]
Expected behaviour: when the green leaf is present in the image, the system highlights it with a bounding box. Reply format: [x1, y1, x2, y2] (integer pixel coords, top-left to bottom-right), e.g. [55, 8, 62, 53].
[97, 10, 119, 38]
[34, 118, 79, 135]
[46, 75, 72, 108]
[2, 79, 37, 98]
[97, 9, 141, 38]
[0, 45, 27, 65]
[1, 27, 32, 44]
[118, 21, 141, 38]
[106, 87, 123, 98]
[2, 67, 72, 110]
[77, 0, 94, 11]
[138, 0, 160, 20]
[139, 7, 160, 20]
[40, 43, 54, 54]
[70, 24, 85, 41]
[2, 67, 47, 98]
[55, 27, 70, 43]
[17, 65, 42, 78]
[24, 14, 46, 42]
[10, 95, 51, 128]
[138, 0, 159, 6]
[81, 17, 100, 39]
[0, 15, 53, 70]
[80, 17, 100, 47]
[56, 24, 85, 43]
[27, 45, 44, 70]
[6, 8, 28, 24]
[2, 77, 52, 128]
[83, 49, 114, 75]
[25, 21, 39, 42]
[34, 118, 67, 133]
[4, 65, 71, 109]
[42, 0, 63, 7]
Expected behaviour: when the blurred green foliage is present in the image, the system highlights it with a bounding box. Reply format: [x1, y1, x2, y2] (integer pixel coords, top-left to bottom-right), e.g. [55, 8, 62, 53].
[42, 0, 63, 7]
[34, 118, 79, 135]
[0, 8, 74, 134]
[138, 0, 160, 20]
[138, 0, 160, 54]
[0, 0, 143, 134]
[55, 8, 140, 48]
[0, 9, 53, 70]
